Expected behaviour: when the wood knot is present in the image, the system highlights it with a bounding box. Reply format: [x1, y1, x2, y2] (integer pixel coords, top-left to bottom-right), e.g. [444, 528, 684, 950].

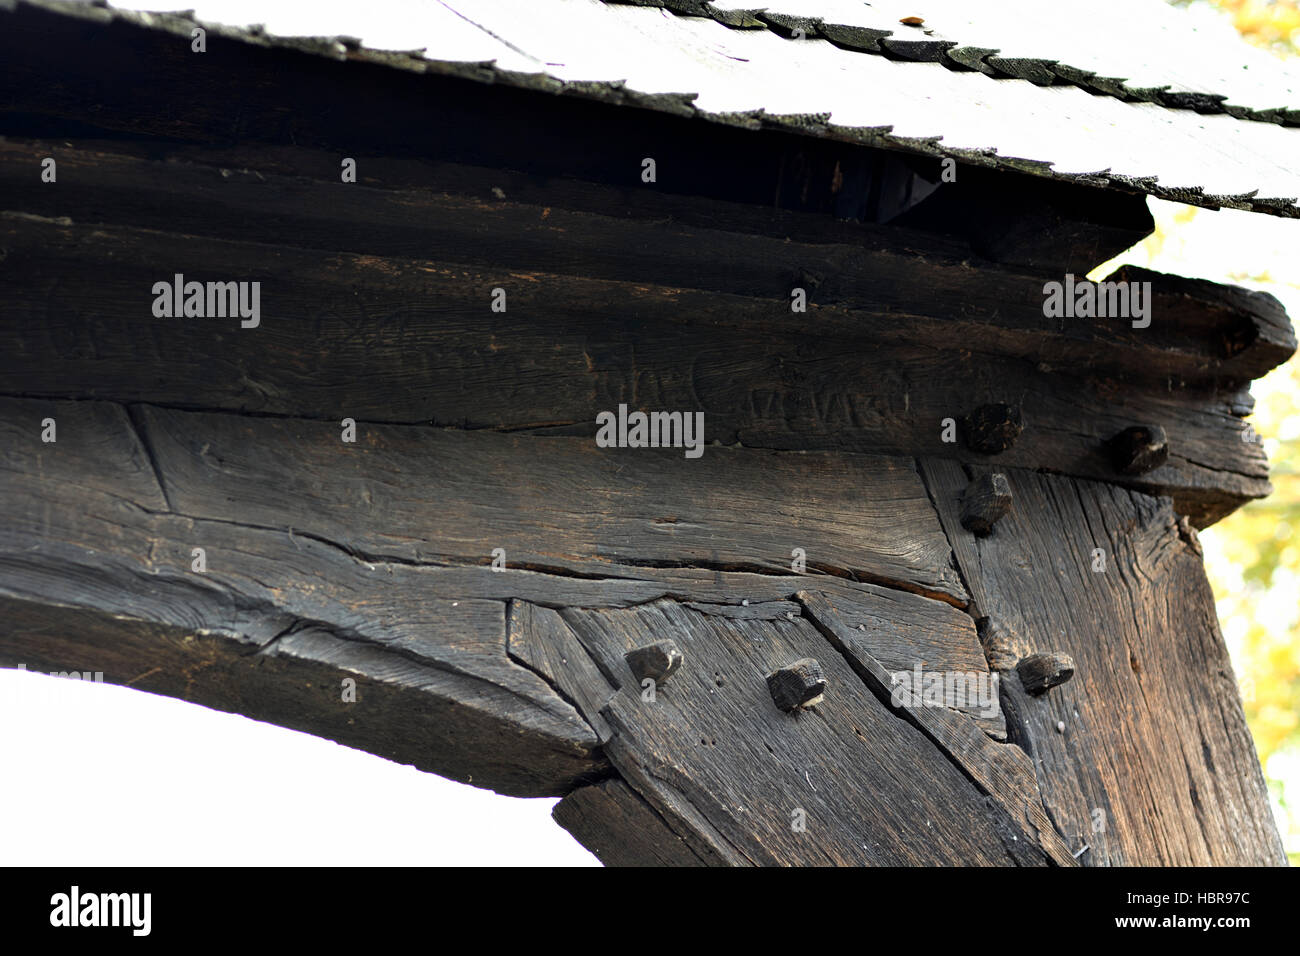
[1107, 424, 1169, 475]
[962, 403, 1023, 455]
[1016, 651, 1075, 695]
[960, 472, 1013, 536]
[625, 640, 683, 685]
[767, 658, 826, 712]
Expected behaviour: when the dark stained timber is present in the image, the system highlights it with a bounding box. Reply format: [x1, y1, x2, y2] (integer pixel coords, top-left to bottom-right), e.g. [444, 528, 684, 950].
[0, 0, 1292, 867]
[919, 458, 1286, 865]
[0, 205, 1288, 526]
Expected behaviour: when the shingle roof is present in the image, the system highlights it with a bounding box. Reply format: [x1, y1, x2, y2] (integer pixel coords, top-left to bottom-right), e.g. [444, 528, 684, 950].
[16, 0, 1300, 216]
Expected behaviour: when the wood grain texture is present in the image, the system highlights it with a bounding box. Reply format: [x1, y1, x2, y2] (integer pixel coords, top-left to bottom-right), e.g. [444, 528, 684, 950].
[0, 210, 1284, 526]
[0, 394, 962, 794]
[129, 403, 966, 601]
[797, 589, 1075, 866]
[918, 457, 1287, 865]
[785, 586, 1005, 737]
[551, 778, 714, 866]
[1, 141, 1290, 390]
[551, 599, 1043, 865]
[0, 592, 602, 797]
[0, 0, 1291, 869]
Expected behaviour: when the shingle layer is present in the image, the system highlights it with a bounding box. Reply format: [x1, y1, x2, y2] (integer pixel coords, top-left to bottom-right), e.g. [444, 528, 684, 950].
[14, 0, 1300, 216]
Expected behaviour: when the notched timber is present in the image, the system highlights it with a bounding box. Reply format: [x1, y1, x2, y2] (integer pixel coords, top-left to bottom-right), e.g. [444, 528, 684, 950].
[0, 212, 1284, 526]
[551, 779, 714, 867]
[797, 590, 1074, 866]
[787, 586, 1005, 737]
[918, 457, 1286, 865]
[0, 594, 602, 797]
[553, 599, 1037, 865]
[891, 168, 1155, 274]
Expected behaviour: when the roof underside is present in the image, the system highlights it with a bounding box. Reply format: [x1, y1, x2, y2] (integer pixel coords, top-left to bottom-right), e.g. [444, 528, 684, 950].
[16, 0, 1300, 216]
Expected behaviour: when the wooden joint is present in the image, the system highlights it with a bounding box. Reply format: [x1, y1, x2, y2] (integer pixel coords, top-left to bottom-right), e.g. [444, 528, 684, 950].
[767, 658, 827, 712]
[960, 472, 1013, 536]
[625, 639, 684, 686]
[1107, 424, 1170, 475]
[1016, 651, 1076, 695]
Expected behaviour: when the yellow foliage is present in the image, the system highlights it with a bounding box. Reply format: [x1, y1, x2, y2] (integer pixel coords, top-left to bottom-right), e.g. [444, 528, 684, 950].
[1173, 0, 1300, 52]
[1092, 7, 1300, 859]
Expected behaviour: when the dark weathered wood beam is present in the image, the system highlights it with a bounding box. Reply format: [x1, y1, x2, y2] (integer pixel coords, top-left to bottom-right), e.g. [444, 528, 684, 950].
[551, 779, 714, 866]
[0, 395, 1284, 863]
[891, 166, 1157, 274]
[918, 458, 1286, 865]
[518, 599, 1056, 865]
[0, 396, 976, 796]
[0, 593, 602, 797]
[0, 207, 1287, 526]
[1, 141, 1291, 390]
[0, 394, 1071, 862]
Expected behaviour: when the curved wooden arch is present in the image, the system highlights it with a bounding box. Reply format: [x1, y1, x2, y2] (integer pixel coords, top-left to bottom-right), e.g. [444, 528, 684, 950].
[0, 395, 1284, 865]
[0, 5, 1288, 862]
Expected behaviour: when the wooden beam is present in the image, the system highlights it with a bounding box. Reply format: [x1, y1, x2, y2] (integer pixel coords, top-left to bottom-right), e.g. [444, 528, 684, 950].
[917, 458, 1286, 865]
[0, 593, 603, 797]
[0, 395, 971, 797]
[0, 209, 1286, 526]
[527, 600, 1054, 865]
[1, 141, 1290, 389]
[551, 779, 714, 867]
[0, 398, 1283, 863]
[891, 166, 1156, 274]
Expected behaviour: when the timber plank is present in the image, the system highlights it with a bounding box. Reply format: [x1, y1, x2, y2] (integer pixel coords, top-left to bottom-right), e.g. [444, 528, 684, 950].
[131, 403, 967, 601]
[795, 586, 1006, 736]
[0, 594, 602, 797]
[918, 458, 1287, 865]
[797, 589, 1075, 866]
[556, 599, 1039, 865]
[0, 214, 1281, 525]
[0, 145, 1291, 388]
[551, 779, 714, 867]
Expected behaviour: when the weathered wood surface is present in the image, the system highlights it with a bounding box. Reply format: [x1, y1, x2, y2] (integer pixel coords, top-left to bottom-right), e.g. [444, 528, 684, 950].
[798, 590, 1074, 865]
[0, 393, 963, 610]
[518, 599, 1053, 865]
[919, 458, 1287, 865]
[132, 403, 964, 600]
[0, 592, 602, 797]
[2, 142, 1292, 388]
[892, 165, 1156, 274]
[0, 1, 1290, 865]
[0, 403, 1285, 861]
[0, 205, 1286, 526]
[0, 392, 1097, 863]
[551, 779, 713, 867]
[0, 395, 973, 792]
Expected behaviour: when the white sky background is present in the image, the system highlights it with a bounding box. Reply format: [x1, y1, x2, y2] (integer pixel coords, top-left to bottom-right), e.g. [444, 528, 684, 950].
[0, 668, 599, 866]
